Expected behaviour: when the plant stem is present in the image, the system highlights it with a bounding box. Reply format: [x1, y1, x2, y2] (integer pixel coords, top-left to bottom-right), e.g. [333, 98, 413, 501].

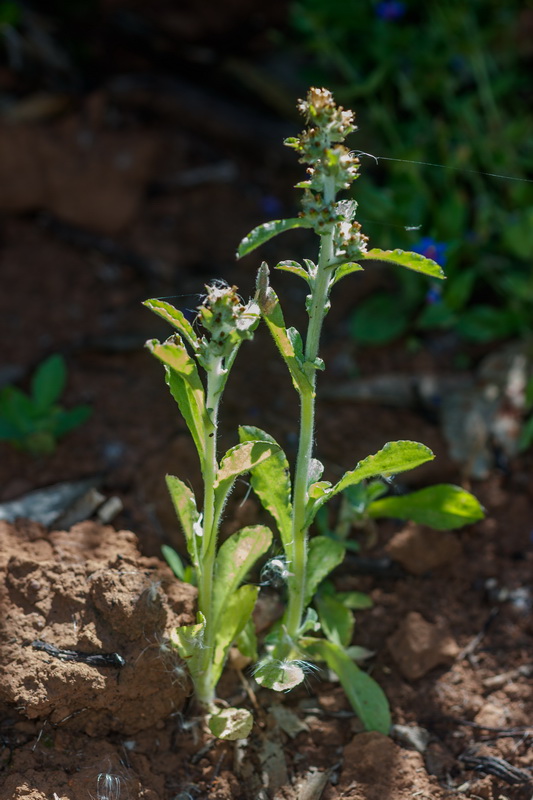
[195, 357, 224, 707]
[284, 182, 336, 644]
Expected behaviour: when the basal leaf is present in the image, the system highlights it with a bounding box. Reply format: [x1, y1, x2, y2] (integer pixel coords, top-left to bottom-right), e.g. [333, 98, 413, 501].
[239, 426, 293, 549]
[237, 218, 311, 258]
[253, 658, 305, 691]
[212, 525, 272, 630]
[212, 584, 259, 685]
[361, 248, 445, 280]
[236, 618, 258, 661]
[143, 299, 199, 351]
[303, 638, 390, 734]
[165, 475, 201, 566]
[304, 536, 346, 606]
[161, 544, 186, 580]
[170, 613, 206, 674]
[213, 441, 279, 522]
[368, 483, 485, 530]
[208, 707, 253, 740]
[315, 593, 354, 648]
[31, 354, 67, 411]
[255, 263, 312, 395]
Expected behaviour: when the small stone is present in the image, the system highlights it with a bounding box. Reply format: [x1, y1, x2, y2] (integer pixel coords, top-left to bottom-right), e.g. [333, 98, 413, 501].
[391, 723, 431, 753]
[474, 701, 508, 729]
[386, 523, 462, 575]
[387, 611, 459, 680]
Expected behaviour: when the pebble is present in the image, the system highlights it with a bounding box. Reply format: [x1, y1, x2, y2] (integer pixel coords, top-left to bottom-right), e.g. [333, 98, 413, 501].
[386, 523, 462, 575]
[387, 611, 459, 680]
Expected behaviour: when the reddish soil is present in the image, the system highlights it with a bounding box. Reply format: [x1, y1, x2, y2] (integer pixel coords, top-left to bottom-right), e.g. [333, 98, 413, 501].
[1, 6, 533, 799]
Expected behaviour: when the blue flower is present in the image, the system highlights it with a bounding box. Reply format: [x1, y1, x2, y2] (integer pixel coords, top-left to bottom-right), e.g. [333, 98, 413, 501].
[412, 237, 448, 266]
[425, 284, 443, 305]
[375, 1, 406, 21]
[261, 195, 283, 217]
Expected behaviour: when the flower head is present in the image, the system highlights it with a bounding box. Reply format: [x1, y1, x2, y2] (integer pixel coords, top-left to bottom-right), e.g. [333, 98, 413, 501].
[197, 284, 260, 363]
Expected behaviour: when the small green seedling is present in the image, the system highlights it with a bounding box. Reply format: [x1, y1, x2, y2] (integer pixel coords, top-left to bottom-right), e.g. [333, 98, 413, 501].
[0, 354, 91, 455]
[144, 285, 278, 739]
[235, 88, 484, 733]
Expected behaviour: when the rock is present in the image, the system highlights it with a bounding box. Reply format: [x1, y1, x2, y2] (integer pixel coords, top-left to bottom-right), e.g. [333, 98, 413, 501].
[386, 523, 462, 575]
[387, 612, 459, 680]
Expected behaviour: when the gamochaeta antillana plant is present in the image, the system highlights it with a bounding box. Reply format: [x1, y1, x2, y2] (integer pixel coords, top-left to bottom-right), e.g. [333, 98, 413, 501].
[145, 88, 483, 738]
[235, 88, 484, 732]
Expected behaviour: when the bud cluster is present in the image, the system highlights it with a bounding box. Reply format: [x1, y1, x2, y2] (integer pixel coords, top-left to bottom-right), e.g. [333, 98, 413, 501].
[285, 88, 367, 254]
[197, 284, 260, 364]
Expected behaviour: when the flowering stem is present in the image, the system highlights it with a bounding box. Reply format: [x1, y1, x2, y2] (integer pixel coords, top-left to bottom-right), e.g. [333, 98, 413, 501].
[284, 181, 336, 645]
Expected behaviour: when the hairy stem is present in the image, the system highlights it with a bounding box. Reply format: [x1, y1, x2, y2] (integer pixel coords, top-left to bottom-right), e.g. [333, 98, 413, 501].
[284, 180, 337, 644]
[195, 357, 224, 707]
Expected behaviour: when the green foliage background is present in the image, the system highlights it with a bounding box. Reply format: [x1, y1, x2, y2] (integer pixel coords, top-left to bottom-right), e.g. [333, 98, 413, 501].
[287, 0, 533, 344]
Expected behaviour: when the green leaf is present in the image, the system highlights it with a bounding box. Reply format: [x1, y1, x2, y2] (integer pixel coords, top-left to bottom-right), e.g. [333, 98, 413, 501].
[331, 262, 364, 285]
[213, 440, 279, 522]
[306, 441, 434, 526]
[255, 263, 312, 395]
[0, 386, 36, 433]
[303, 639, 390, 734]
[416, 301, 457, 331]
[0, 417, 21, 440]
[337, 591, 373, 610]
[161, 544, 187, 580]
[315, 593, 354, 647]
[456, 305, 519, 343]
[368, 484, 485, 530]
[170, 613, 206, 675]
[253, 658, 306, 691]
[208, 707, 254, 740]
[212, 584, 259, 684]
[287, 327, 305, 365]
[349, 292, 411, 345]
[53, 405, 92, 436]
[335, 441, 434, 493]
[146, 338, 206, 466]
[361, 248, 445, 280]
[304, 536, 346, 605]
[31, 355, 67, 411]
[237, 218, 311, 258]
[239, 426, 293, 550]
[298, 607, 320, 636]
[166, 475, 201, 566]
[275, 260, 311, 284]
[212, 524, 272, 631]
[236, 619, 258, 661]
[143, 299, 199, 351]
